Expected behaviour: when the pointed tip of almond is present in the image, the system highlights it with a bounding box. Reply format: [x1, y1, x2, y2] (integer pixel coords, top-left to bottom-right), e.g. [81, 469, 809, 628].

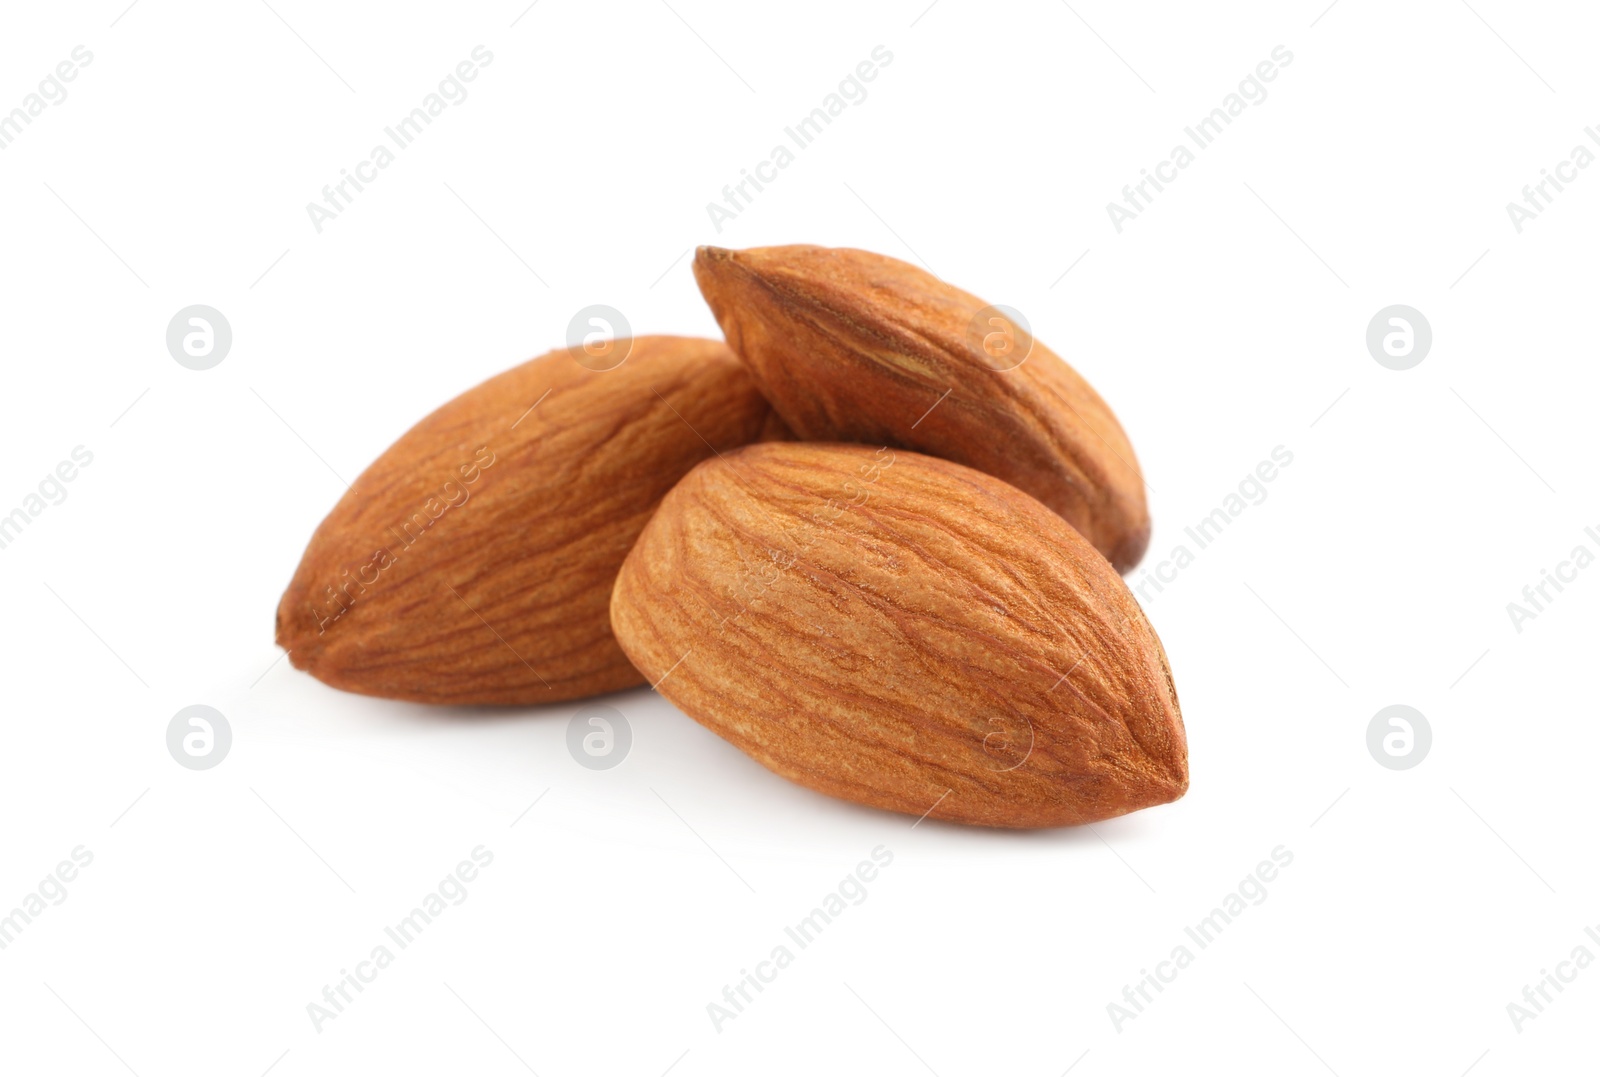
[697, 244, 812, 276]
[692, 246, 732, 293]
[273, 593, 292, 650]
[1154, 756, 1190, 805]
[694, 247, 761, 328]
[274, 591, 316, 671]
[1099, 753, 1187, 822]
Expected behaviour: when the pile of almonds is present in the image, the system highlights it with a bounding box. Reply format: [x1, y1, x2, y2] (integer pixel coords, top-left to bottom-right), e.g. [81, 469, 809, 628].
[276, 245, 1187, 828]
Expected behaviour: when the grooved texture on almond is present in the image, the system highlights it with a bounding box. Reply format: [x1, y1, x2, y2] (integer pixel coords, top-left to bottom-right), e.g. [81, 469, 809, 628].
[276, 336, 774, 705]
[694, 244, 1151, 572]
[610, 442, 1186, 828]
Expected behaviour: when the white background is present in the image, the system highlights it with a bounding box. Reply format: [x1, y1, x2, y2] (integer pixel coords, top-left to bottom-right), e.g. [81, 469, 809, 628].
[1, 1, 1595, 1074]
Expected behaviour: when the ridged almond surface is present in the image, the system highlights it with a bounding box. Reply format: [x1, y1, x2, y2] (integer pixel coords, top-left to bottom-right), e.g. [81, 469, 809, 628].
[276, 336, 774, 705]
[694, 244, 1151, 572]
[610, 443, 1186, 828]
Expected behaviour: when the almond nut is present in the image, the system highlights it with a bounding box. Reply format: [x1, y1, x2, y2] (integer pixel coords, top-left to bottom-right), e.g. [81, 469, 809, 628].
[276, 336, 774, 704]
[609, 442, 1186, 827]
[694, 244, 1151, 571]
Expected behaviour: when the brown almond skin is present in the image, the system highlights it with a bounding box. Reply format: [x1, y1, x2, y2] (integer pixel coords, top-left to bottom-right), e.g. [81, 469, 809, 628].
[276, 336, 774, 705]
[610, 443, 1186, 828]
[694, 244, 1151, 572]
